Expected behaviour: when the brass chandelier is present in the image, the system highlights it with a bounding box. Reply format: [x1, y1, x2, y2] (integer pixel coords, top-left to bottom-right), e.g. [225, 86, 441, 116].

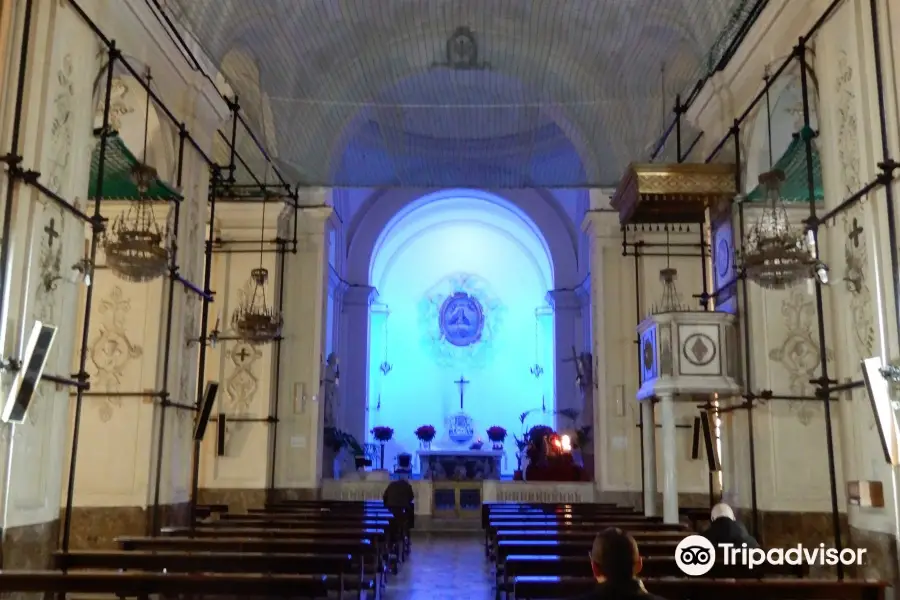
[736, 169, 816, 290]
[231, 187, 282, 344]
[102, 69, 170, 283]
[735, 67, 814, 291]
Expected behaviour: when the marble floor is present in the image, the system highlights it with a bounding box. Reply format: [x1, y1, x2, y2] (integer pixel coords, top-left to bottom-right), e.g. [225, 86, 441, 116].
[388, 533, 494, 599]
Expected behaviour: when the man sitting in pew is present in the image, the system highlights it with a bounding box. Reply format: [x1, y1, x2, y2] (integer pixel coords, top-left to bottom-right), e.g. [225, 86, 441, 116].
[569, 528, 668, 600]
[702, 503, 759, 549]
[383, 474, 415, 562]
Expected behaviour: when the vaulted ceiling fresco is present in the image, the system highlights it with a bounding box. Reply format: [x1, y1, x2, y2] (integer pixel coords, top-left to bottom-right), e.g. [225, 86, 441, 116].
[165, 0, 763, 188]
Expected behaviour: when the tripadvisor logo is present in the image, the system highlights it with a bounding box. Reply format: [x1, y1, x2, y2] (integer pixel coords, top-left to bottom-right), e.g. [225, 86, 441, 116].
[674, 535, 867, 576]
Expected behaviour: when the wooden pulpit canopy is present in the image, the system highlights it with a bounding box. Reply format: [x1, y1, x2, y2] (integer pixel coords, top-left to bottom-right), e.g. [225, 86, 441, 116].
[611, 163, 737, 225]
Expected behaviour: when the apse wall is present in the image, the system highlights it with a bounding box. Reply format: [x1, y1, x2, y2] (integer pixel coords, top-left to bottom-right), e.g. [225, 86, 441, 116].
[367, 195, 555, 474]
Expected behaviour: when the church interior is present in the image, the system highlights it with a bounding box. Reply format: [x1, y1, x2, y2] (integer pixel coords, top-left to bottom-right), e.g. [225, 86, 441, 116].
[0, 0, 899, 598]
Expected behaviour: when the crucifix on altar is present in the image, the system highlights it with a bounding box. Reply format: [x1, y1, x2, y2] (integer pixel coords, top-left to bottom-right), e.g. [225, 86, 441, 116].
[454, 374, 470, 410]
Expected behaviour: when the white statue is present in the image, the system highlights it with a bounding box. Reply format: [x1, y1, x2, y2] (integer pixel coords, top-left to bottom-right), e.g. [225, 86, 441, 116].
[322, 353, 340, 428]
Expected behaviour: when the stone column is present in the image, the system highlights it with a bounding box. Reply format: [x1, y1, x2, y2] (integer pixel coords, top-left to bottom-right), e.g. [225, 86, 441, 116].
[340, 285, 376, 443]
[274, 203, 331, 494]
[547, 289, 583, 428]
[659, 393, 679, 524]
[640, 399, 658, 516]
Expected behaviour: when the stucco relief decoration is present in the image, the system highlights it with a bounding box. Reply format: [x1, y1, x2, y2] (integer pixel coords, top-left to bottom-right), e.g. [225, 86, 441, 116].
[95, 76, 134, 133]
[767, 290, 831, 425]
[831, 51, 876, 363]
[418, 273, 504, 369]
[47, 54, 75, 194]
[225, 341, 262, 413]
[88, 287, 144, 422]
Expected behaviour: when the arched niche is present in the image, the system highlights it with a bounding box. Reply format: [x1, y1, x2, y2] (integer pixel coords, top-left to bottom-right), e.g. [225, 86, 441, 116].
[743, 58, 820, 194]
[362, 191, 558, 474]
[346, 188, 579, 289]
[93, 58, 176, 185]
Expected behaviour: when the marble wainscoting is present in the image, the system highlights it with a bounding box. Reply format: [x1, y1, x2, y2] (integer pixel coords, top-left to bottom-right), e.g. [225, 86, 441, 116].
[197, 488, 269, 513]
[0, 520, 59, 569]
[60, 502, 191, 549]
[732, 509, 851, 578]
[596, 491, 711, 514]
[850, 526, 899, 587]
[272, 488, 320, 502]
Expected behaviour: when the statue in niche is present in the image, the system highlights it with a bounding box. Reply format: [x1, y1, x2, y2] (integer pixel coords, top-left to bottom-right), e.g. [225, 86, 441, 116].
[321, 353, 340, 428]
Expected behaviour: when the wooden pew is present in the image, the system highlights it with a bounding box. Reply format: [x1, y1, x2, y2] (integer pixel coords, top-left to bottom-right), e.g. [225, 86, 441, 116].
[496, 554, 808, 599]
[117, 535, 383, 593]
[495, 539, 678, 563]
[511, 576, 887, 600]
[487, 521, 686, 557]
[0, 571, 336, 597]
[53, 550, 367, 597]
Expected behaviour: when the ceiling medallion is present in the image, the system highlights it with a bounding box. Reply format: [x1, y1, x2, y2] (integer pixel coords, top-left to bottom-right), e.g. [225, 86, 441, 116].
[435, 26, 490, 71]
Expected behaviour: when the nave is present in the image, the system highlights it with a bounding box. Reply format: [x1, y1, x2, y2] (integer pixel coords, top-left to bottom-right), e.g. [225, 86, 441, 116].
[0, 496, 888, 599]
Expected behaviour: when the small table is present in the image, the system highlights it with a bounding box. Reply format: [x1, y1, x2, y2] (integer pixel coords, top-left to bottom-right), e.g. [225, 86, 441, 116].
[417, 449, 503, 481]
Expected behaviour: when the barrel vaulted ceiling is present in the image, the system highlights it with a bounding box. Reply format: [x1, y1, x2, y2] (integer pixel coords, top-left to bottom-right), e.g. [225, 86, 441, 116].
[165, 0, 760, 188]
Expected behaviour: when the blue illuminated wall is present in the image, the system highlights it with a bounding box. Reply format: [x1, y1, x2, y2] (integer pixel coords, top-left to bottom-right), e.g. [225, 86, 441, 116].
[367, 194, 555, 474]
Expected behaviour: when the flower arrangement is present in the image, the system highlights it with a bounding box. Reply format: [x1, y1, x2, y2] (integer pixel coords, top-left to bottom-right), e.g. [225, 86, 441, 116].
[414, 425, 436, 442]
[371, 426, 394, 443]
[486, 426, 507, 443]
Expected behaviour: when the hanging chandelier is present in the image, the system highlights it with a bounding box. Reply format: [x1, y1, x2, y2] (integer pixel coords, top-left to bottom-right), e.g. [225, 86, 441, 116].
[652, 267, 690, 314]
[231, 167, 282, 344]
[232, 267, 282, 343]
[101, 70, 170, 283]
[736, 169, 815, 290]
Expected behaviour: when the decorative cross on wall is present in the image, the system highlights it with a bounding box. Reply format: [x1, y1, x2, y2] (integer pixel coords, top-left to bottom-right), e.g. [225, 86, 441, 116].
[44, 218, 59, 247]
[849, 218, 864, 248]
[236, 347, 251, 362]
[455, 374, 470, 411]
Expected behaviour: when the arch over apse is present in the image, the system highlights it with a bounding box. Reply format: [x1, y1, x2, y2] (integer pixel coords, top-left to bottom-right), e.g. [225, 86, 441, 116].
[346, 188, 579, 290]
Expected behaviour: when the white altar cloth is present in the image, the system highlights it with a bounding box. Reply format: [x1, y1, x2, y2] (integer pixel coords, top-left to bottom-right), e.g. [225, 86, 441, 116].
[417, 449, 504, 459]
[417, 448, 503, 480]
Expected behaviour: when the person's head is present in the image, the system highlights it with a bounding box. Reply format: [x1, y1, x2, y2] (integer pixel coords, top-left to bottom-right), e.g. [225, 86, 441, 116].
[711, 502, 735, 521]
[589, 528, 642, 583]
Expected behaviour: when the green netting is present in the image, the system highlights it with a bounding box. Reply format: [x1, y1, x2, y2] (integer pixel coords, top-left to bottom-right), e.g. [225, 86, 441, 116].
[88, 134, 180, 201]
[746, 134, 823, 203]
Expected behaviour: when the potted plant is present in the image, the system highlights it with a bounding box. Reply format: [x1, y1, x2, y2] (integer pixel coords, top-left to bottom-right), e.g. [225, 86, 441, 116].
[371, 426, 394, 470]
[486, 425, 507, 450]
[414, 424, 436, 449]
[323, 426, 365, 478]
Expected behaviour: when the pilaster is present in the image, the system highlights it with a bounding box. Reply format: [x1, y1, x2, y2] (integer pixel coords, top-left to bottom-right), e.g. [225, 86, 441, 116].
[273, 206, 332, 491]
[197, 203, 285, 504]
[340, 284, 376, 444]
[546, 288, 583, 431]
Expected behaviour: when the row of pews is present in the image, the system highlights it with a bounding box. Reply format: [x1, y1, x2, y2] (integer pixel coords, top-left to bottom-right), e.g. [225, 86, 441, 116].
[484, 501, 888, 600]
[0, 499, 408, 598]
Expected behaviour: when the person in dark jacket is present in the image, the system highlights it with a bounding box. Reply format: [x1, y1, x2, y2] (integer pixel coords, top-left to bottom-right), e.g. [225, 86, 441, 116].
[702, 503, 759, 549]
[568, 528, 667, 600]
[383, 476, 415, 564]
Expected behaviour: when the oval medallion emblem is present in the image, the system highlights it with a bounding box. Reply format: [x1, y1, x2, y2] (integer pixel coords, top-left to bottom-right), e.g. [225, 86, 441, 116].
[439, 292, 485, 347]
[716, 238, 731, 278]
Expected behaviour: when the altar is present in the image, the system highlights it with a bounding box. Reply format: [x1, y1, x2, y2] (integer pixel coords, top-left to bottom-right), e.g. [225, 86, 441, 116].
[417, 448, 503, 480]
